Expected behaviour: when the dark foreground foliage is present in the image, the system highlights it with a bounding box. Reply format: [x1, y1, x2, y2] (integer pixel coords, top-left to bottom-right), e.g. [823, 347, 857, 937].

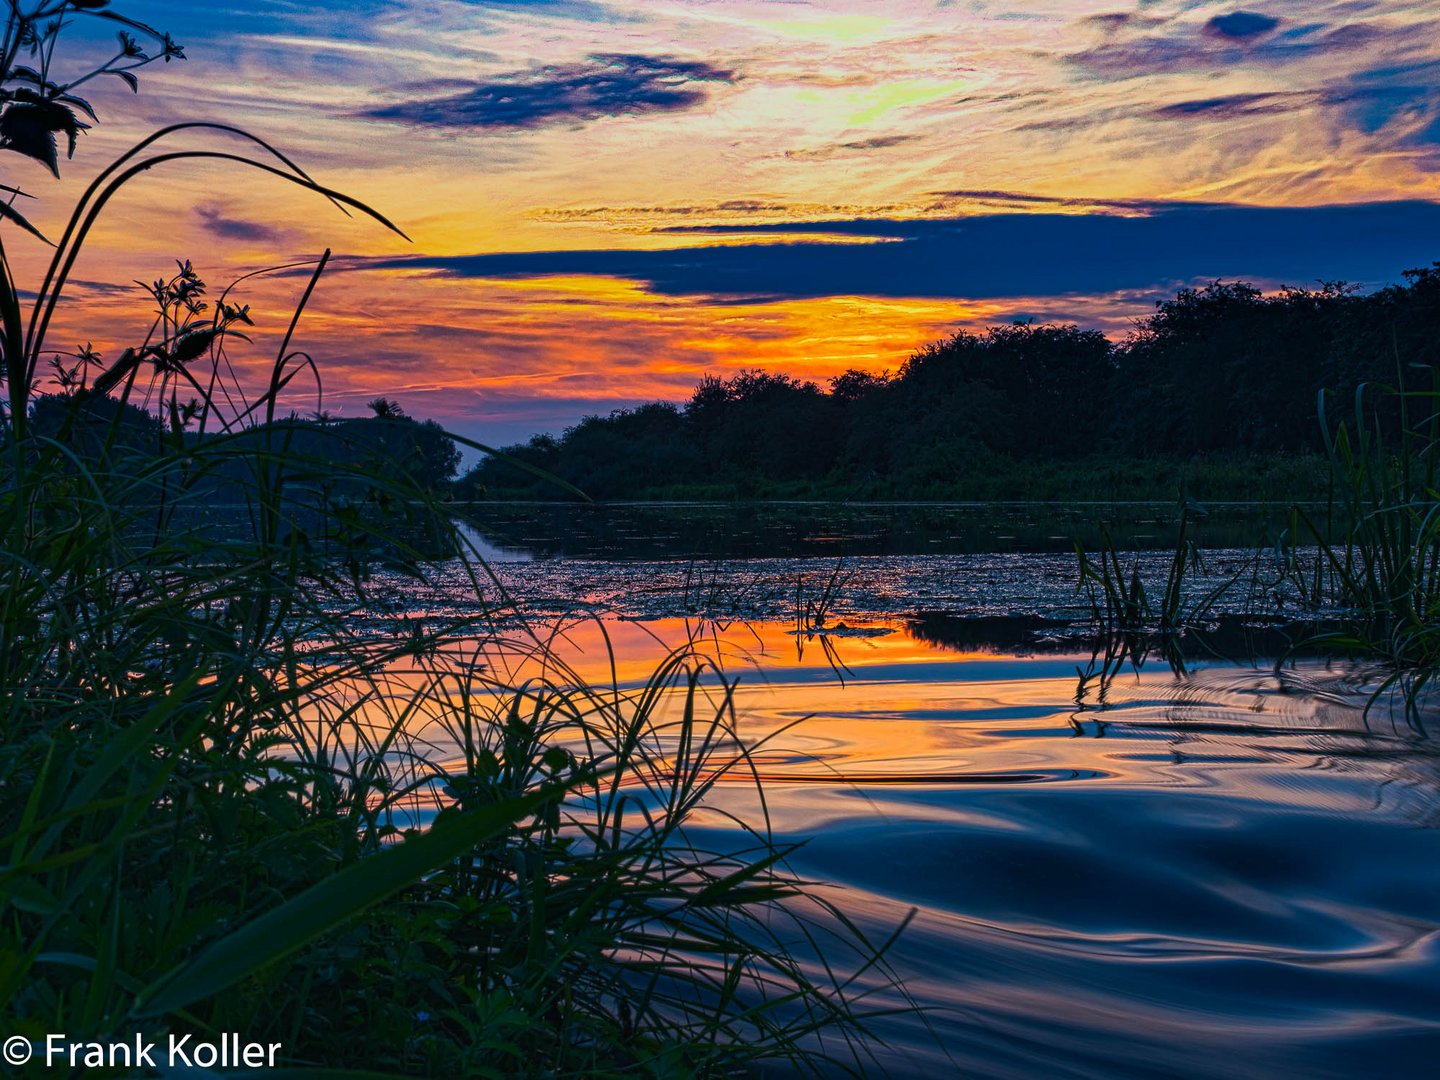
[4, 378, 911, 1076]
[0, 8, 912, 1076]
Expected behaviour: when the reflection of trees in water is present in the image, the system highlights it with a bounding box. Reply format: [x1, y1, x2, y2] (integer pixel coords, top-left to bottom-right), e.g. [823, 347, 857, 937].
[905, 611, 1335, 661]
[458, 501, 1296, 561]
[905, 613, 1058, 655]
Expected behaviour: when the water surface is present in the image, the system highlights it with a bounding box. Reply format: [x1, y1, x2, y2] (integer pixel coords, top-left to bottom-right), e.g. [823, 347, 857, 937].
[459, 499, 1308, 560]
[401, 616, 1440, 1078]
[398, 502, 1439, 1077]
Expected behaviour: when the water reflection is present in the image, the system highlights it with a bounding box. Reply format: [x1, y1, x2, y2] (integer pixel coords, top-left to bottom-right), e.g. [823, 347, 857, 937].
[459, 500, 1310, 560]
[438, 616, 1440, 1078]
[352, 609, 1439, 1076]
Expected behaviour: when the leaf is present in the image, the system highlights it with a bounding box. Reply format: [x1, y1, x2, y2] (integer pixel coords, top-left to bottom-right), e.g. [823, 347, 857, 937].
[133, 783, 563, 1018]
[37, 954, 144, 995]
[9, 66, 47, 89]
[59, 93, 97, 122]
[108, 69, 138, 93]
[0, 199, 50, 243]
[4, 877, 58, 915]
[0, 100, 89, 173]
[0, 104, 59, 175]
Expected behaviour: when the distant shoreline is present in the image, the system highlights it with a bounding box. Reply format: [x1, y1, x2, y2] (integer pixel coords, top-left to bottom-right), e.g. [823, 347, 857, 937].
[464, 450, 1332, 505]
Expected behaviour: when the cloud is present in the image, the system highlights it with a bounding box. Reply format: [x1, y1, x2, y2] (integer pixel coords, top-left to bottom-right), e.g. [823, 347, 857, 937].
[784, 134, 922, 160]
[1339, 60, 1440, 142]
[459, 0, 631, 23]
[1067, 36, 1232, 78]
[1151, 81, 1440, 141]
[1068, 15, 1381, 79]
[1203, 12, 1281, 40]
[536, 198, 913, 223]
[1081, 12, 1140, 34]
[1141, 48, 1440, 146]
[195, 205, 286, 244]
[926, 189, 1180, 213]
[346, 201, 1440, 304]
[359, 53, 734, 130]
[830, 135, 919, 151]
[539, 190, 1176, 226]
[1151, 91, 1314, 120]
[61, 279, 143, 299]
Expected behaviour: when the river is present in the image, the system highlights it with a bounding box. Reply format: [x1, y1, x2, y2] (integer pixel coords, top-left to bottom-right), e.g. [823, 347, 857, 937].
[380, 502, 1440, 1077]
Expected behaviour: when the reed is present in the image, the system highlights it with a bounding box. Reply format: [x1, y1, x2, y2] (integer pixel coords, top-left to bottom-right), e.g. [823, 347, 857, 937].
[0, 8, 909, 1074]
[1073, 505, 1209, 684]
[1072, 501, 1301, 702]
[1074, 364, 1440, 716]
[1292, 366, 1440, 709]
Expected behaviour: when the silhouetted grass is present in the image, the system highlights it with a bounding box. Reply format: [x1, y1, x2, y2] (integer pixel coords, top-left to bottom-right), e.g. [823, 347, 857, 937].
[1073, 505, 1239, 694]
[2, 223, 908, 1080]
[1074, 368, 1440, 716]
[1291, 369, 1440, 710]
[0, 11, 911, 1074]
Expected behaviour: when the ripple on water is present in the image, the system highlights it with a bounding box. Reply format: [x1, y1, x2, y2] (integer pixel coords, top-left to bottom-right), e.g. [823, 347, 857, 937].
[702, 658, 1440, 1078]
[409, 607, 1438, 1077]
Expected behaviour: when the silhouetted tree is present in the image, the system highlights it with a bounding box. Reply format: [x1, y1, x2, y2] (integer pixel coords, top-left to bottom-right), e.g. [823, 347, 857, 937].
[461, 270, 1440, 500]
[28, 391, 163, 458]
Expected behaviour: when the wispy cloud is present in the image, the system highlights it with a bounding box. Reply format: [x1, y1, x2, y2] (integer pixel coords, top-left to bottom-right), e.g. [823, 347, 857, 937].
[1067, 11, 1386, 78]
[195, 204, 288, 245]
[536, 198, 915, 225]
[458, 0, 633, 23]
[784, 133, 922, 159]
[1151, 91, 1315, 120]
[360, 53, 735, 129]
[925, 189, 1182, 214]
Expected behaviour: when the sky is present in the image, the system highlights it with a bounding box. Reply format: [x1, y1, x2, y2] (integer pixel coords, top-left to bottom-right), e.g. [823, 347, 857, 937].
[13, 0, 1440, 445]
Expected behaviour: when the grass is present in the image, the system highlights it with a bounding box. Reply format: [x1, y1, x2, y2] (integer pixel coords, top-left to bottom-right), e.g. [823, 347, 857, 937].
[1072, 505, 1221, 696]
[1292, 369, 1440, 709]
[0, 11, 912, 1074]
[1, 240, 909, 1080]
[1073, 367, 1440, 717]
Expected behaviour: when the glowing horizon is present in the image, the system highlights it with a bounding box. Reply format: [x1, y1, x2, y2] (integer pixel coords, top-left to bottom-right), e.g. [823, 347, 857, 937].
[13, 1, 1440, 446]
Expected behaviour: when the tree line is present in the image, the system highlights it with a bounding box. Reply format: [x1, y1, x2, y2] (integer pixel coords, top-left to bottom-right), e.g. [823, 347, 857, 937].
[24, 393, 461, 498]
[459, 267, 1440, 501]
[25, 267, 1440, 504]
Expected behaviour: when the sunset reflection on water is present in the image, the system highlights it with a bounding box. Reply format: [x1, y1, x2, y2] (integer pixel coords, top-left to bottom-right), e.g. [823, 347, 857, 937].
[333, 612, 1440, 1077]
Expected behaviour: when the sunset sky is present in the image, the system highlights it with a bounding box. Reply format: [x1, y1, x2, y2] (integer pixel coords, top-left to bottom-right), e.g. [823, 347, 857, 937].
[17, 0, 1440, 445]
